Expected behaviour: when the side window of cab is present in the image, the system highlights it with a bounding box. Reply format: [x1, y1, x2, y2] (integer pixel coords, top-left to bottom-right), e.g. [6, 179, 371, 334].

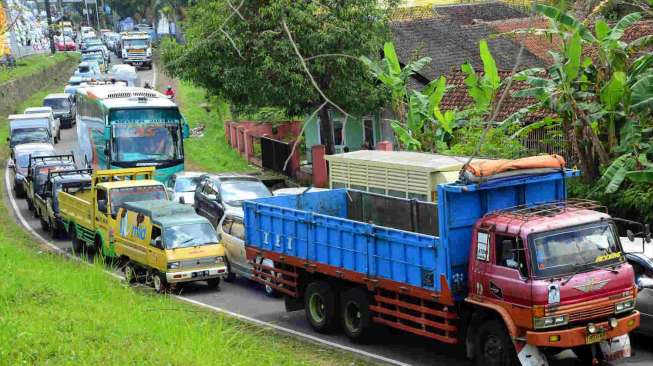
[151, 225, 163, 249]
[495, 234, 528, 278]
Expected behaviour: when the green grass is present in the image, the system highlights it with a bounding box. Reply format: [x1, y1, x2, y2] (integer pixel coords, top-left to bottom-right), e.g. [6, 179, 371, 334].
[0, 53, 78, 84]
[0, 84, 372, 365]
[177, 81, 252, 173]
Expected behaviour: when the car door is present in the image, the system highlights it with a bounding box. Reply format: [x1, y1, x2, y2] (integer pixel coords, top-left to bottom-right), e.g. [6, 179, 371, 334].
[220, 216, 248, 276]
[95, 188, 110, 253]
[147, 225, 166, 272]
[228, 217, 248, 272]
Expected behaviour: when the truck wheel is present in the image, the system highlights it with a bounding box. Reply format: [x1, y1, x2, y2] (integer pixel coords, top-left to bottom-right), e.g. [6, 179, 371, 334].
[153, 273, 167, 293]
[340, 287, 375, 342]
[95, 237, 104, 258]
[304, 281, 339, 333]
[27, 199, 33, 212]
[124, 262, 137, 284]
[71, 231, 83, 254]
[40, 217, 49, 231]
[207, 278, 220, 289]
[474, 320, 518, 366]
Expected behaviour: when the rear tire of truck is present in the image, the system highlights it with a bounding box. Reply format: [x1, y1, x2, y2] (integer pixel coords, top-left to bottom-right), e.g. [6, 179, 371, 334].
[124, 262, 137, 284]
[304, 281, 339, 334]
[71, 227, 82, 254]
[40, 217, 49, 231]
[473, 319, 518, 366]
[27, 199, 34, 212]
[340, 287, 375, 343]
[207, 278, 220, 290]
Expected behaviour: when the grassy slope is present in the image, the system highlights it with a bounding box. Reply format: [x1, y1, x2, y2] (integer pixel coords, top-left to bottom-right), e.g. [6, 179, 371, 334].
[0, 53, 76, 84]
[0, 84, 369, 365]
[177, 81, 252, 173]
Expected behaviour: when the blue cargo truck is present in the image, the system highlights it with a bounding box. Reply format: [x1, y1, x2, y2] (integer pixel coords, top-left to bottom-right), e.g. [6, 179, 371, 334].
[243, 169, 640, 366]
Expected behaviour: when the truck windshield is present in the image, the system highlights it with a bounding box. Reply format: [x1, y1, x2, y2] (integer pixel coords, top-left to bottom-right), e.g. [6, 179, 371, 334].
[11, 128, 50, 147]
[124, 39, 148, 48]
[529, 222, 623, 278]
[110, 185, 167, 215]
[44, 98, 69, 110]
[110, 108, 183, 164]
[164, 223, 218, 249]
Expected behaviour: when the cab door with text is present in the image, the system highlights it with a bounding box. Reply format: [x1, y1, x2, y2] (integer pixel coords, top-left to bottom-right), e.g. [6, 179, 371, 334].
[147, 225, 166, 271]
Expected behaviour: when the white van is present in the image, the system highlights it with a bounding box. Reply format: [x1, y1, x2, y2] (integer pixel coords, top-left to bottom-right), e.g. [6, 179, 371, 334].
[7, 114, 54, 149]
[24, 107, 61, 143]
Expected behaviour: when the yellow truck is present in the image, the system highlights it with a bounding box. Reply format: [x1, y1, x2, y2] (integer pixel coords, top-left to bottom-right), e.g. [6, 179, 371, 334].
[114, 200, 228, 292]
[59, 167, 168, 256]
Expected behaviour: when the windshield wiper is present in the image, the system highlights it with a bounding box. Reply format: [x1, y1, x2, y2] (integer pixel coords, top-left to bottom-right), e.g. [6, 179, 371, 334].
[562, 260, 620, 286]
[562, 262, 583, 286]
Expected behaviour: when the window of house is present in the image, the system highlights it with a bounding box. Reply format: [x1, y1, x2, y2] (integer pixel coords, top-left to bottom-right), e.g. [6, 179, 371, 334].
[333, 120, 344, 146]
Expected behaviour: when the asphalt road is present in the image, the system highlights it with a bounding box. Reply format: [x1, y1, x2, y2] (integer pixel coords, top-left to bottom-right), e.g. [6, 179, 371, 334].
[6, 55, 653, 366]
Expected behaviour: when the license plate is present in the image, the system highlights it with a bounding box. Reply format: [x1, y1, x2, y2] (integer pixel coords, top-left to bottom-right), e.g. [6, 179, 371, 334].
[586, 332, 607, 344]
[192, 270, 209, 278]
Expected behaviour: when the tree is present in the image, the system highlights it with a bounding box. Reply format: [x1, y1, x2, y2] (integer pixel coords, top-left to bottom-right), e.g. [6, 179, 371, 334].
[512, 4, 653, 181]
[162, 0, 396, 155]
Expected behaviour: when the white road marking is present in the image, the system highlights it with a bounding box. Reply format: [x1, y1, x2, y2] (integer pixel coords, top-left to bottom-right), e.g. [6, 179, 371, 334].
[3, 160, 411, 366]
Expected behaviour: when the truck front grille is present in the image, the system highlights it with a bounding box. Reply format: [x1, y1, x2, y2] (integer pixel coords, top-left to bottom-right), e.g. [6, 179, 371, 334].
[546, 297, 619, 323]
[179, 256, 216, 269]
[567, 303, 614, 322]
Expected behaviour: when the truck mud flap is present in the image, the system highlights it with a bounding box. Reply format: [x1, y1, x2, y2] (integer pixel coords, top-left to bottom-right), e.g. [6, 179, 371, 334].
[516, 343, 548, 366]
[250, 261, 298, 297]
[600, 334, 631, 362]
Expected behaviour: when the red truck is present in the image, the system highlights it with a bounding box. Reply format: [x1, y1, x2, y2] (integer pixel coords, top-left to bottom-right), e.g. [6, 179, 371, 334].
[243, 158, 645, 366]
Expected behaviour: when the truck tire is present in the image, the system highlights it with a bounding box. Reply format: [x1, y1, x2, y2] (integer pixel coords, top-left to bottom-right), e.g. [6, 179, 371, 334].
[304, 281, 339, 334]
[473, 319, 518, 366]
[27, 199, 34, 212]
[207, 278, 220, 289]
[40, 217, 49, 231]
[71, 228, 83, 254]
[224, 259, 236, 282]
[340, 287, 375, 342]
[153, 272, 167, 293]
[95, 236, 104, 258]
[124, 262, 137, 284]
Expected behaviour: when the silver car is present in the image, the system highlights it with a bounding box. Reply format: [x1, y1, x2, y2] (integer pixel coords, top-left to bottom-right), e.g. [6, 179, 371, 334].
[166, 171, 205, 205]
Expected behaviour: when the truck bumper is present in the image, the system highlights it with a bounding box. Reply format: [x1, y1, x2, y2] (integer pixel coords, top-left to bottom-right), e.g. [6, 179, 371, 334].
[165, 265, 228, 284]
[525, 311, 639, 348]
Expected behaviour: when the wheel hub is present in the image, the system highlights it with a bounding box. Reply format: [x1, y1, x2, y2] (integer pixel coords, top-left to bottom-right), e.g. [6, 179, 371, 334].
[483, 335, 504, 364]
[309, 293, 325, 323]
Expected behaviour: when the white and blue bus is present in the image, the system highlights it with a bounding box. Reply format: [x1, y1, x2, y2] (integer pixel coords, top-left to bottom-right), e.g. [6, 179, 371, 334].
[75, 85, 189, 183]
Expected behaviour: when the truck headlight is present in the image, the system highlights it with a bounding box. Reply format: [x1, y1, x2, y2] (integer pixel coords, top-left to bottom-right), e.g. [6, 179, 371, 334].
[615, 300, 635, 314]
[167, 261, 180, 269]
[533, 315, 568, 329]
[214, 256, 224, 264]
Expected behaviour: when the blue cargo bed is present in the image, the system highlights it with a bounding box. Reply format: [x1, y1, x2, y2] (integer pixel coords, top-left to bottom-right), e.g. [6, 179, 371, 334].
[244, 170, 576, 299]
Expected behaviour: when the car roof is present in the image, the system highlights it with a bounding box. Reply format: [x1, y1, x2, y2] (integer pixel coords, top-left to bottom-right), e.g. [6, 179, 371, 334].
[44, 93, 70, 100]
[175, 171, 206, 178]
[201, 173, 259, 182]
[14, 143, 55, 153]
[25, 107, 52, 113]
[122, 200, 207, 227]
[9, 113, 50, 120]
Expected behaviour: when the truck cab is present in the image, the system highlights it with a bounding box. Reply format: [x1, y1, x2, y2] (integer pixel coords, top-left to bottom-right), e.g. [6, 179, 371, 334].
[120, 32, 152, 69]
[115, 200, 228, 292]
[468, 201, 638, 360]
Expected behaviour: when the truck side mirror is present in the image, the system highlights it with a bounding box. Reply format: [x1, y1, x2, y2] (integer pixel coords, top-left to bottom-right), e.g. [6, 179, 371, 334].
[179, 196, 185, 204]
[97, 199, 107, 213]
[182, 122, 190, 139]
[645, 224, 651, 244]
[627, 229, 635, 242]
[637, 276, 653, 290]
[7, 160, 15, 169]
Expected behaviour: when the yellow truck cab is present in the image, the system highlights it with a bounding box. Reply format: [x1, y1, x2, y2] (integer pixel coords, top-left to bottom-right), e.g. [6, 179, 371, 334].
[59, 167, 168, 256]
[115, 200, 228, 292]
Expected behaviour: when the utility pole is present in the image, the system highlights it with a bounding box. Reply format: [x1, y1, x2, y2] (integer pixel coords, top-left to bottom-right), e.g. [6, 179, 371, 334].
[84, 0, 90, 27]
[44, 0, 56, 54]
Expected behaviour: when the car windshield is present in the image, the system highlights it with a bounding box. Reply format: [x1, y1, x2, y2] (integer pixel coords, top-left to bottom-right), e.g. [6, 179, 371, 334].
[124, 39, 148, 48]
[44, 98, 69, 110]
[11, 128, 50, 146]
[110, 185, 167, 215]
[78, 66, 90, 73]
[530, 222, 623, 278]
[175, 176, 201, 192]
[110, 108, 184, 163]
[164, 222, 218, 249]
[16, 150, 53, 168]
[220, 180, 271, 205]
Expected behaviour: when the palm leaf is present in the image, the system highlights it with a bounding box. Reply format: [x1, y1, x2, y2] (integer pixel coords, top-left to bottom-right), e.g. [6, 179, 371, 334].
[383, 42, 401, 75]
[630, 74, 653, 113]
[626, 170, 653, 183]
[627, 35, 653, 55]
[535, 4, 595, 41]
[609, 12, 642, 40]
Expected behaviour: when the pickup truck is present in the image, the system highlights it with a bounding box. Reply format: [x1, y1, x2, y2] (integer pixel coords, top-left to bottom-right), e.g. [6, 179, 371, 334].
[25, 154, 76, 214]
[35, 169, 92, 239]
[243, 157, 647, 366]
[114, 200, 228, 293]
[59, 167, 168, 256]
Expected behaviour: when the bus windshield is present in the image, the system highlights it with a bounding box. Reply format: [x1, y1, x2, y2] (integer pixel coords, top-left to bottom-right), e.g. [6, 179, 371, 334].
[110, 108, 183, 164]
